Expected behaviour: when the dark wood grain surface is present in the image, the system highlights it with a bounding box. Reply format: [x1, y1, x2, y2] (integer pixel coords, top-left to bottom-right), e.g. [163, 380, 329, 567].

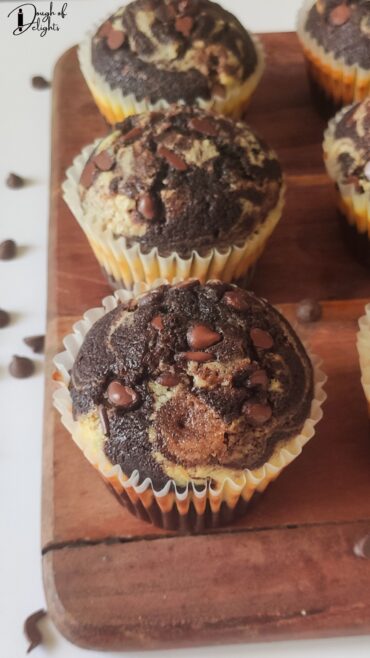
[42, 33, 370, 651]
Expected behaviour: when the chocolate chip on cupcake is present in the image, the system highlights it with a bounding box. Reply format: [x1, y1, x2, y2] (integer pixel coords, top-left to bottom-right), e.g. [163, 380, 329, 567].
[297, 0, 370, 114]
[78, 0, 265, 124]
[323, 98, 370, 267]
[54, 281, 326, 530]
[65, 106, 284, 289]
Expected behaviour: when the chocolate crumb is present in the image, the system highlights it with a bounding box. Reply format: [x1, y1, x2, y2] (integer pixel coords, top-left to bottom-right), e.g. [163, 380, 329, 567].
[24, 608, 47, 654]
[31, 75, 51, 89]
[0, 239, 17, 260]
[6, 172, 25, 189]
[0, 309, 10, 328]
[296, 299, 322, 323]
[9, 355, 35, 379]
[23, 334, 45, 354]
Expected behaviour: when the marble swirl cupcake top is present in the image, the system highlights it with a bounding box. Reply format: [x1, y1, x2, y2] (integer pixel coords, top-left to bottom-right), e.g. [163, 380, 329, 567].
[78, 106, 282, 256]
[70, 281, 314, 488]
[304, 0, 370, 68]
[326, 98, 370, 188]
[91, 0, 259, 104]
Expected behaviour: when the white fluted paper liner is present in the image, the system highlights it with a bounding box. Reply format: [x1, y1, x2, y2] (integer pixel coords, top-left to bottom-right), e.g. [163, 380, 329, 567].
[78, 15, 265, 124]
[62, 141, 285, 290]
[297, 0, 370, 105]
[357, 304, 370, 409]
[53, 279, 327, 509]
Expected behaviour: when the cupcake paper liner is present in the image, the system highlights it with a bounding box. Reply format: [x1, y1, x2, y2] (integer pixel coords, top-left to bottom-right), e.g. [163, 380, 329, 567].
[63, 141, 285, 290]
[357, 304, 370, 415]
[53, 280, 327, 531]
[297, 0, 370, 108]
[78, 18, 265, 125]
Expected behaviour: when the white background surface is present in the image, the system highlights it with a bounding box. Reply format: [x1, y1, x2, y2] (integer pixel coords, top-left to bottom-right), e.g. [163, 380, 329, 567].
[0, 1, 369, 657]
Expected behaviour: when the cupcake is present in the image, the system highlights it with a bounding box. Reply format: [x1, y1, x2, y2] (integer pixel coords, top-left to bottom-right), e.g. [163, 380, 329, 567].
[53, 280, 326, 531]
[63, 106, 285, 290]
[323, 98, 370, 267]
[78, 0, 265, 124]
[358, 303, 370, 414]
[297, 0, 370, 115]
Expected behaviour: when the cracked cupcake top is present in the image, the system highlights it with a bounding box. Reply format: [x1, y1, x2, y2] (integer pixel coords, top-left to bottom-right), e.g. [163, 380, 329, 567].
[70, 281, 313, 489]
[325, 98, 370, 189]
[78, 106, 282, 256]
[91, 0, 259, 105]
[304, 0, 370, 68]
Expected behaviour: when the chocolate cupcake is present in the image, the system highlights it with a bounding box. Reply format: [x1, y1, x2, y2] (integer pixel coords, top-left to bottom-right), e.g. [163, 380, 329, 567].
[323, 98, 370, 267]
[297, 0, 370, 115]
[78, 0, 265, 124]
[358, 303, 370, 414]
[63, 106, 284, 290]
[53, 280, 326, 531]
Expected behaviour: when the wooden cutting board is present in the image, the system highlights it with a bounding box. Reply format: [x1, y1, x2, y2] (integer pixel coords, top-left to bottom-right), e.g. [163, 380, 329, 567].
[42, 33, 370, 651]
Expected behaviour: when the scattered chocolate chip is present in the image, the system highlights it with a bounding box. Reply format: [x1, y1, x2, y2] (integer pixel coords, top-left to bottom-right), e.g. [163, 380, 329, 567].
[296, 298, 322, 323]
[23, 334, 45, 354]
[189, 116, 217, 137]
[24, 608, 47, 654]
[80, 160, 97, 189]
[107, 29, 126, 50]
[173, 279, 199, 290]
[157, 145, 188, 171]
[98, 20, 112, 38]
[243, 401, 272, 426]
[222, 290, 249, 311]
[151, 314, 164, 331]
[0, 309, 10, 328]
[182, 351, 214, 362]
[175, 15, 193, 37]
[99, 404, 109, 436]
[212, 83, 226, 98]
[107, 382, 139, 408]
[0, 239, 17, 260]
[329, 3, 351, 26]
[119, 126, 143, 143]
[9, 355, 34, 379]
[138, 288, 164, 307]
[6, 172, 24, 188]
[250, 328, 274, 350]
[247, 369, 269, 390]
[354, 534, 370, 559]
[31, 75, 50, 89]
[94, 150, 114, 171]
[157, 372, 181, 387]
[364, 161, 370, 182]
[138, 193, 156, 220]
[187, 324, 221, 350]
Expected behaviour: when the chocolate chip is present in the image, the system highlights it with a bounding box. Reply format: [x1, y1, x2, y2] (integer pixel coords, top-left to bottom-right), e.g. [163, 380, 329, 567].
[24, 608, 47, 654]
[138, 193, 156, 220]
[364, 161, 370, 181]
[212, 83, 226, 98]
[31, 75, 50, 89]
[157, 145, 188, 171]
[107, 382, 139, 408]
[80, 160, 97, 189]
[189, 117, 217, 137]
[247, 369, 269, 390]
[6, 172, 24, 188]
[93, 150, 114, 171]
[0, 309, 10, 328]
[0, 239, 16, 260]
[222, 290, 249, 311]
[354, 534, 370, 559]
[138, 288, 164, 307]
[119, 126, 143, 143]
[175, 15, 193, 37]
[98, 20, 112, 38]
[99, 404, 109, 436]
[157, 372, 181, 387]
[250, 328, 274, 350]
[296, 298, 322, 323]
[9, 355, 34, 378]
[173, 279, 199, 290]
[243, 401, 272, 426]
[151, 314, 164, 331]
[187, 324, 221, 350]
[107, 29, 126, 50]
[182, 351, 214, 362]
[329, 3, 351, 26]
[23, 334, 45, 354]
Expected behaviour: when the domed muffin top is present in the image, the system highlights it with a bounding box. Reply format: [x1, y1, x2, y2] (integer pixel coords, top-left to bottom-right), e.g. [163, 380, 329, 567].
[304, 1, 370, 68]
[326, 98, 370, 188]
[91, 0, 259, 104]
[79, 106, 282, 257]
[71, 281, 313, 488]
